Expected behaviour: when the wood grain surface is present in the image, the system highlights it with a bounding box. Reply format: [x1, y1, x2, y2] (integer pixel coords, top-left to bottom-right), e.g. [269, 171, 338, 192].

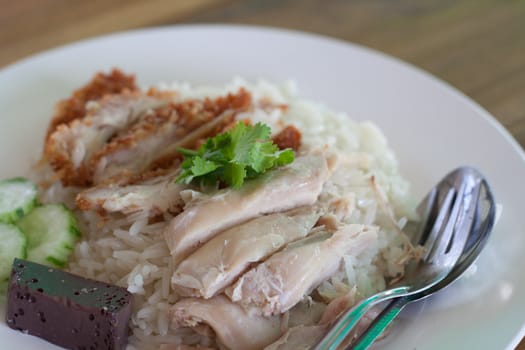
[1, 0, 524, 348]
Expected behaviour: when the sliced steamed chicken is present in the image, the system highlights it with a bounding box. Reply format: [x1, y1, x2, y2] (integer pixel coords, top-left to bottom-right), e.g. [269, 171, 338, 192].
[170, 295, 284, 350]
[75, 171, 186, 215]
[171, 206, 321, 298]
[44, 91, 170, 186]
[164, 153, 337, 264]
[226, 224, 377, 316]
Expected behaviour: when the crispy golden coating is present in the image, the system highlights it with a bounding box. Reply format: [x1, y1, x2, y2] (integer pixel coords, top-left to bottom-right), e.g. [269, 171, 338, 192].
[43, 68, 254, 189]
[44, 90, 169, 186]
[272, 124, 302, 151]
[46, 69, 137, 138]
[90, 89, 253, 185]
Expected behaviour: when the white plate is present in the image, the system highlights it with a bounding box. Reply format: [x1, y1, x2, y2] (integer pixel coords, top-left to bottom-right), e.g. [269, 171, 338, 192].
[0, 25, 524, 350]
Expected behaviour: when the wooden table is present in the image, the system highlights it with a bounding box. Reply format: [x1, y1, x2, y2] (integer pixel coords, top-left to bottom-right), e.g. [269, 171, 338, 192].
[1, 0, 524, 348]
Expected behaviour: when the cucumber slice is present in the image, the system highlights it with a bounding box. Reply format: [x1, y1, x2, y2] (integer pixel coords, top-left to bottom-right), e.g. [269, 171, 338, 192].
[0, 177, 37, 223]
[16, 204, 81, 267]
[0, 223, 27, 282]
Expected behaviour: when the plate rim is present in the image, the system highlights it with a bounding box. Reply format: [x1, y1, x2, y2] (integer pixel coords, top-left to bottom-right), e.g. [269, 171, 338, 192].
[1, 23, 524, 349]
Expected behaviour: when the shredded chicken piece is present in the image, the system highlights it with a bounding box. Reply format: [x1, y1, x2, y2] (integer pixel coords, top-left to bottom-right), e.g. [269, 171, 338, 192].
[46, 68, 137, 137]
[264, 325, 327, 350]
[226, 224, 377, 316]
[172, 206, 321, 298]
[265, 289, 370, 350]
[317, 289, 359, 326]
[369, 176, 424, 266]
[44, 91, 170, 186]
[286, 299, 327, 328]
[315, 152, 375, 226]
[75, 171, 185, 215]
[160, 345, 215, 350]
[170, 295, 284, 350]
[164, 153, 337, 265]
[272, 124, 302, 151]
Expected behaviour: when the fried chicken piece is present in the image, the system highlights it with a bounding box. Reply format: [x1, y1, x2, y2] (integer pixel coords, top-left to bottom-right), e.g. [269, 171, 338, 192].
[90, 89, 251, 184]
[44, 91, 170, 186]
[46, 69, 137, 137]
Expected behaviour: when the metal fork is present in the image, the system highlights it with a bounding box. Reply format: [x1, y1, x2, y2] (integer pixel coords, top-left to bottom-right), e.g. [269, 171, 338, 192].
[350, 174, 495, 350]
[314, 167, 483, 350]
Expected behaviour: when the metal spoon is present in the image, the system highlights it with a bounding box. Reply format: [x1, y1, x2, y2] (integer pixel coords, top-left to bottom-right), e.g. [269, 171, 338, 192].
[314, 167, 486, 350]
[350, 171, 495, 350]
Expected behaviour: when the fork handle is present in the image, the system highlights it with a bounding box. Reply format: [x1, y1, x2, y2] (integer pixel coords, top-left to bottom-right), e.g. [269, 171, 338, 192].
[349, 296, 410, 350]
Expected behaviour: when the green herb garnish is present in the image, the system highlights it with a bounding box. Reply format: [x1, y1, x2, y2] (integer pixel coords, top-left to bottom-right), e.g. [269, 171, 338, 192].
[176, 122, 295, 188]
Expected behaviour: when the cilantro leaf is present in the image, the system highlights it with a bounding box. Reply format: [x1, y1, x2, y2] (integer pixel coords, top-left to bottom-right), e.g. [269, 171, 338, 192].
[175, 122, 295, 188]
[231, 123, 272, 164]
[191, 157, 219, 176]
[223, 163, 247, 188]
[249, 141, 279, 173]
[274, 149, 295, 166]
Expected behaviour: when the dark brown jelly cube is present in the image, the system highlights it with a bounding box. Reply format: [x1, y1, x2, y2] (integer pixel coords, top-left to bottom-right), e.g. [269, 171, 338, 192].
[6, 258, 133, 350]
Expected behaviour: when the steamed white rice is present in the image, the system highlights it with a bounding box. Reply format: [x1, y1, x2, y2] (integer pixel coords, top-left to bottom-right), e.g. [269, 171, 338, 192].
[40, 78, 418, 350]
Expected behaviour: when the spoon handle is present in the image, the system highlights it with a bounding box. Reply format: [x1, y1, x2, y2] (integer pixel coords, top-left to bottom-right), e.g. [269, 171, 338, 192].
[314, 287, 408, 350]
[349, 296, 410, 350]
